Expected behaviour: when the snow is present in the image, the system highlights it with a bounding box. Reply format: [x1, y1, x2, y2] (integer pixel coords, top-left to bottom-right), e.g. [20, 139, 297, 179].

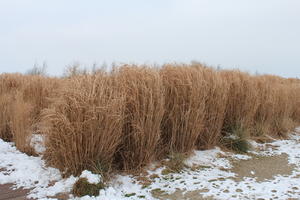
[80, 170, 102, 184]
[184, 147, 232, 169]
[1, 128, 300, 200]
[29, 134, 46, 154]
[0, 139, 77, 199]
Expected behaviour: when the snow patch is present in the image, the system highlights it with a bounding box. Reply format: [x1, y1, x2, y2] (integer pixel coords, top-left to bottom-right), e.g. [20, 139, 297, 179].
[1, 128, 300, 200]
[184, 147, 232, 169]
[80, 170, 102, 184]
[0, 138, 75, 199]
[29, 134, 46, 154]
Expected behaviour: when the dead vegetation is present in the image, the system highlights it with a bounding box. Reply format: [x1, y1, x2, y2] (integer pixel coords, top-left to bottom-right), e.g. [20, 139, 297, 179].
[0, 64, 299, 178]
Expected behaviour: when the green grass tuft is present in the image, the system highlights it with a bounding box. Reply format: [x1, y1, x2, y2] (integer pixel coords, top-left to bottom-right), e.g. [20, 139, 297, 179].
[222, 123, 252, 153]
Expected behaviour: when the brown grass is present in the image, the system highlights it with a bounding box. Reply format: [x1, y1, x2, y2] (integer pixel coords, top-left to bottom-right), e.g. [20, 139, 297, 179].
[0, 74, 24, 141]
[160, 65, 207, 155]
[0, 93, 14, 141]
[114, 66, 164, 170]
[42, 73, 125, 176]
[194, 65, 229, 149]
[270, 83, 295, 137]
[10, 92, 35, 154]
[251, 76, 275, 137]
[9, 76, 60, 154]
[0, 64, 299, 177]
[221, 70, 260, 137]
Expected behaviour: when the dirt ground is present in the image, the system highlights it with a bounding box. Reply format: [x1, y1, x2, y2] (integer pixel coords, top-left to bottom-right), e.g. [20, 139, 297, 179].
[153, 153, 296, 200]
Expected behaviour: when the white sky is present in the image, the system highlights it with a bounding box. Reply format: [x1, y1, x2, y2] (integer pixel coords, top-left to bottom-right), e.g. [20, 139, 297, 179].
[0, 0, 299, 77]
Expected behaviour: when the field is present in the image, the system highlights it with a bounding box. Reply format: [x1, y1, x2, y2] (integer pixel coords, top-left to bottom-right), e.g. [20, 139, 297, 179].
[0, 63, 300, 199]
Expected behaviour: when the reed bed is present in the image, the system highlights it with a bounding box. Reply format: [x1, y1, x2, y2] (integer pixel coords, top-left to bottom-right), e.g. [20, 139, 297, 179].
[0, 64, 299, 176]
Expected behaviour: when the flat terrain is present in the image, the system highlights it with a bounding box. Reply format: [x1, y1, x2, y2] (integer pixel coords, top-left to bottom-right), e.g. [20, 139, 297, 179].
[153, 153, 298, 200]
[0, 184, 30, 200]
[1, 130, 300, 200]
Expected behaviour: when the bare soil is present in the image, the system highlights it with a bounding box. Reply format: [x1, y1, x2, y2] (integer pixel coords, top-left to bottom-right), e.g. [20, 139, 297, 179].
[153, 153, 296, 200]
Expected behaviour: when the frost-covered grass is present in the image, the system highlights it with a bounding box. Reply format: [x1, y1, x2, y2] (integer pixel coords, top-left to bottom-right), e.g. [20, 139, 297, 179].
[1, 130, 300, 199]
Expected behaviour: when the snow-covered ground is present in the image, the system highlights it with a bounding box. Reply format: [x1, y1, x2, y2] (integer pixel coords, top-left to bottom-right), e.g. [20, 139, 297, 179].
[1, 129, 300, 200]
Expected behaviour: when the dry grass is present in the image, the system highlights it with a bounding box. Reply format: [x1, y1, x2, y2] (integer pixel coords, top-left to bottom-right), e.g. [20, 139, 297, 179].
[270, 83, 295, 137]
[193, 65, 229, 149]
[160, 65, 207, 155]
[0, 64, 299, 177]
[10, 92, 35, 154]
[0, 93, 14, 141]
[0, 74, 24, 141]
[9, 76, 60, 154]
[221, 70, 260, 139]
[114, 66, 164, 170]
[42, 73, 125, 176]
[251, 76, 275, 138]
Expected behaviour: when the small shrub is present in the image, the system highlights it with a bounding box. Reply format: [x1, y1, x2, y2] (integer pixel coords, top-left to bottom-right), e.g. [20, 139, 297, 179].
[72, 178, 105, 197]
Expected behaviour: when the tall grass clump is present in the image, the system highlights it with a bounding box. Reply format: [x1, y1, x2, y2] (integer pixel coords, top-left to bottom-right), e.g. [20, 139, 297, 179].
[114, 66, 165, 170]
[251, 76, 276, 138]
[160, 65, 207, 155]
[9, 76, 60, 154]
[42, 73, 125, 176]
[220, 70, 261, 152]
[0, 74, 24, 141]
[192, 65, 229, 149]
[270, 83, 295, 137]
[0, 93, 14, 141]
[10, 92, 35, 154]
[221, 71, 260, 138]
[290, 84, 300, 124]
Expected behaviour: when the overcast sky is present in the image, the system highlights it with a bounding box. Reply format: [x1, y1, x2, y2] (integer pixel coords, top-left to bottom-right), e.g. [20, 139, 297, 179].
[0, 0, 299, 77]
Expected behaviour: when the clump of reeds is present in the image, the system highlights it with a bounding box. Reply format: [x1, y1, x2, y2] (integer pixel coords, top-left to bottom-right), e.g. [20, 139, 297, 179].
[0, 74, 24, 141]
[221, 70, 260, 140]
[192, 65, 229, 149]
[270, 83, 295, 137]
[251, 76, 276, 138]
[0, 93, 14, 141]
[42, 72, 125, 176]
[9, 76, 60, 154]
[114, 66, 165, 170]
[10, 92, 35, 154]
[160, 65, 207, 155]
